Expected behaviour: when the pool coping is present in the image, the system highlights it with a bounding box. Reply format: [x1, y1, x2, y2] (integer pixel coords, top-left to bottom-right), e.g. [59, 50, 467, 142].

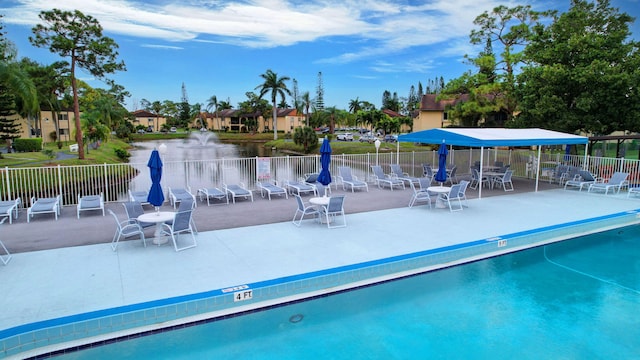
[7, 208, 640, 359]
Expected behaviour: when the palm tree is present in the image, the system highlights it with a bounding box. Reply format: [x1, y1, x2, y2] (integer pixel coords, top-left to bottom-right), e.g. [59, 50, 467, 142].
[348, 97, 361, 114]
[206, 95, 220, 130]
[256, 69, 291, 140]
[301, 91, 311, 127]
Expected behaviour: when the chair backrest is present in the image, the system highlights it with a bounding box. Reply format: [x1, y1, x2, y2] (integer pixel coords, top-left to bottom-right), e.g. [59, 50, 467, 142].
[177, 197, 195, 211]
[123, 201, 144, 220]
[608, 172, 628, 185]
[578, 170, 595, 182]
[327, 195, 345, 213]
[305, 173, 319, 183]
[458, 180, 469, 196]
[339, 167, 354, 181]
[294, 194, 305, 211]
[390, 164, 403, 177]
[423, 164, 433, 177]
[503, 170, 513, 181]
[172, 210, 192, 232]
[449, 166, 457, 177]
[371, 165, 385, 178]
[417, 177, 431, 191]
[471, 168, 480, 180]
[448, 183, 462, 198]
[315, 183, 327, 197]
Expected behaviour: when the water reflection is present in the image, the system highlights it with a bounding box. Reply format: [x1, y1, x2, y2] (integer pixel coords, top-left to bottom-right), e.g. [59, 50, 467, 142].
[129, 138, 273, 163]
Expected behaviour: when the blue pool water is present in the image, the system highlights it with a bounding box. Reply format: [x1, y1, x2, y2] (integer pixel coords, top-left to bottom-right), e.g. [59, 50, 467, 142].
[57, 226, 640, 359]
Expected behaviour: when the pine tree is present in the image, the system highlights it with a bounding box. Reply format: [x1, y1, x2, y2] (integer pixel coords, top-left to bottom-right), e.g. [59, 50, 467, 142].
[315, 71, 324, 111]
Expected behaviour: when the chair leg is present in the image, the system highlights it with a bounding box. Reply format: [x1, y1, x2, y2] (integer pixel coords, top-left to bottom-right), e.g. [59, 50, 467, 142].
[0, 240, 12, 265]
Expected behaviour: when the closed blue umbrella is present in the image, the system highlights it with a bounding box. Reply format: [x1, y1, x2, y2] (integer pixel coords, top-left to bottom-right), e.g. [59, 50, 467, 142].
[564, 144, 571, 161]
[435, 141, 448, 185]
[317, 138, 332, 188]
[147, 149, 165, 210]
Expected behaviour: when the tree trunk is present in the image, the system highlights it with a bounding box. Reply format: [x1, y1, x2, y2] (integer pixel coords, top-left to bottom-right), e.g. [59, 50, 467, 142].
[71, 58, 85, 159]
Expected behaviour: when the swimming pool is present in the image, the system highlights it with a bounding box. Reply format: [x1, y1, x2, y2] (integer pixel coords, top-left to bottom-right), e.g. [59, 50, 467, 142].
[52, 225, 640, 359]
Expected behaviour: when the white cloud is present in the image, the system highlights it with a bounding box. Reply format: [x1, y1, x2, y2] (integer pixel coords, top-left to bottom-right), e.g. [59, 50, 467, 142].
[1, 0, 538, 61]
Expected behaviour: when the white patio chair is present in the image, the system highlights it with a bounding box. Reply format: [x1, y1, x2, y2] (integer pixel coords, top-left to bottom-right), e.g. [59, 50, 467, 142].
[77, 193, 105, 218]
[371, 165, 405, 191]
[122, 201, 155, 230]
[0, 197, 20, 224]
[292, 194, 320, 226]
[442, 183, 464, 212]
[469, 168, 489, 190]
[108, 209, 146, 251]
[319, 195, 347, 228]
[161, 209, 198, 252]
[408, 180, 432, 208]
[492, 170, 514, 191]
[0, 218, 12, 264]
[27, 195, 61, 223]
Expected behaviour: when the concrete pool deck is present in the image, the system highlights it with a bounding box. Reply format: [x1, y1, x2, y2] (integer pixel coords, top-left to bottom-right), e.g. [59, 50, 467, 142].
[1, 180, 640, 357]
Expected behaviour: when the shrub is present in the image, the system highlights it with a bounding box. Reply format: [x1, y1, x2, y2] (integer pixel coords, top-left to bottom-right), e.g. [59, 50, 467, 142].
[13, 138, 42, 152]
[114, 147, 131, 162]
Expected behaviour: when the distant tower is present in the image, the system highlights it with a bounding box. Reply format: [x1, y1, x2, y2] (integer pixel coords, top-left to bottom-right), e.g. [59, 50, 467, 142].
[315, 71, 324, 111]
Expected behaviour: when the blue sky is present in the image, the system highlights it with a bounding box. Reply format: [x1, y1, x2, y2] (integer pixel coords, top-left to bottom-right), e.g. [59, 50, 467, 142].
[1, 0, 639, 112]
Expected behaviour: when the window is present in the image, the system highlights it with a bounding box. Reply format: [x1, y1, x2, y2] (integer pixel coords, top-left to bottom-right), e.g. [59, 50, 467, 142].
[58, 114, 68, 121]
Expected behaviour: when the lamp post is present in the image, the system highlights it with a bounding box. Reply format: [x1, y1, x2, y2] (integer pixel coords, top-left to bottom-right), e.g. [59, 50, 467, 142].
[374, 138, 381, 166]
[158, 143, 167, 162]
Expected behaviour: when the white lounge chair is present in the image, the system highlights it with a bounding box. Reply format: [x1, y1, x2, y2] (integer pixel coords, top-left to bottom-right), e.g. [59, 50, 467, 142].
[371, 165, 405, 190]
[257, 181, 288, 200]
[285, 180, 317, 196]
[224, 183, 254, 203]
[390, 164, 420, 186]
[337, 166, 369, 193]
[0, 218, 12, 264]
[197, 187, 228, 205]
[0, 198, 20, 224]
[588, 172, 629, 195]
[168, 187, 196, 209]
[27, 195, 61, 222]
[564, 170, 597, 191]
[77, 193, 105, 218]
[128, 189, 150, 207]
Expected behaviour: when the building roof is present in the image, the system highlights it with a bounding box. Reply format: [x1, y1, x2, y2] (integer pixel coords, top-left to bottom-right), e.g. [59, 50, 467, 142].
[420, 94, 469, 111]
[131, 110, 160, 117]
[398, 128, 588, 147]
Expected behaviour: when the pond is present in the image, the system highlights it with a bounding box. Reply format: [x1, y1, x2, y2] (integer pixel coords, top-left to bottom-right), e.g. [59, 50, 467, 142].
[128, 132, 279, 163]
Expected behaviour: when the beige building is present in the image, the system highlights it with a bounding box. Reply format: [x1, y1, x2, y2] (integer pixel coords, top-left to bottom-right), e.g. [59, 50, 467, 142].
[13, 108, 78, 143]
[201, 108, 305, 133]
[131, 110, 168, 131]
[412, 94, 461, 132]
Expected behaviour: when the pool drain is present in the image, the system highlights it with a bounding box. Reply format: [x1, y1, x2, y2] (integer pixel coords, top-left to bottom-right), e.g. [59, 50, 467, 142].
[289, 314, 304, 323]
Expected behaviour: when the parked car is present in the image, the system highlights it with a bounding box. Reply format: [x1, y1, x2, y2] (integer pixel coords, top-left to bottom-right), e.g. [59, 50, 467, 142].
[136, 129, 146, 134]
[337, 133, 354, 141]
[384, 134, 398, 143]
[359, 134, 377, 143]
[169, 127, 177, 133]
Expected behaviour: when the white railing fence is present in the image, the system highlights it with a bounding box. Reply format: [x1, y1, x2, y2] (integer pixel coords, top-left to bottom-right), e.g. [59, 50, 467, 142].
[3, 149, 639, 207]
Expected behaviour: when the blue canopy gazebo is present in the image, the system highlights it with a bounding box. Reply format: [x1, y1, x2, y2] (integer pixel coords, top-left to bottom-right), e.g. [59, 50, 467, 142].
[398, 128, 589, 198]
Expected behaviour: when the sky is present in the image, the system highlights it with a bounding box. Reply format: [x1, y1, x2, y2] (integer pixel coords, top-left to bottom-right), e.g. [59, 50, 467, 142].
[1, 0, 639, 112]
